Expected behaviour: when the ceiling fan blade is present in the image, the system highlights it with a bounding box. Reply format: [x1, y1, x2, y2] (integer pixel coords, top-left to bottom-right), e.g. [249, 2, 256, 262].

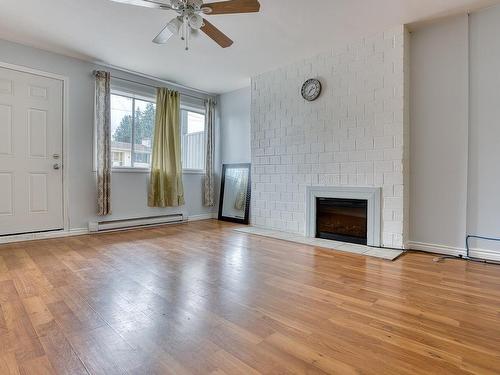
[153, 17, 181, 44]
[200, 19, 233, 48]
[202, 0, 260, 15]
[109, 0, 171, 9]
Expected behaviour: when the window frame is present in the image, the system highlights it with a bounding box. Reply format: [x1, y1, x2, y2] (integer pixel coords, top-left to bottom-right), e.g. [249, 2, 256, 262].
[180, 104, 207, 174]
[110, 90, 156, 173]
[103, 88, 208, 175]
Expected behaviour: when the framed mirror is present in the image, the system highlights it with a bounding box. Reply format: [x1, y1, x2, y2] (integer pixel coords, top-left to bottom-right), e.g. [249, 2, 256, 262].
[218, 163, 251, 224]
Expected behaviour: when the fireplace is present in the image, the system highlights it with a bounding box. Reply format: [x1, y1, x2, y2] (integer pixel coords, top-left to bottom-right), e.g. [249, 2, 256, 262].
[316, 198, 368, 245]
[306, 186, 381, 247]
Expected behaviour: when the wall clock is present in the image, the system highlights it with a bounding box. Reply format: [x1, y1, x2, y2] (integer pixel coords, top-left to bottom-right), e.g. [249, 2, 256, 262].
[301, 79, 322, 101]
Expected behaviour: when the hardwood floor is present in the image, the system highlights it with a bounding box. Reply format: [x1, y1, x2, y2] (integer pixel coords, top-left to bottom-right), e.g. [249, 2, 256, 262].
[0, 220, 499, 374]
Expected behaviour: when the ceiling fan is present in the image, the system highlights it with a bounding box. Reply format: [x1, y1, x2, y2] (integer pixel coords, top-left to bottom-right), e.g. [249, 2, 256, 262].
[110, 0, 261, 50]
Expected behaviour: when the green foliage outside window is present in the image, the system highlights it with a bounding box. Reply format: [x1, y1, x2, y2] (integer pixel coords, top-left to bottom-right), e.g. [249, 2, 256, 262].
[113, 102, 155, 145]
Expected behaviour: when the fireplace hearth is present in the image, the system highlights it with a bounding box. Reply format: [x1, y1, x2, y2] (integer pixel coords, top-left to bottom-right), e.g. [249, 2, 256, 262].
[316, 198, 368, 245]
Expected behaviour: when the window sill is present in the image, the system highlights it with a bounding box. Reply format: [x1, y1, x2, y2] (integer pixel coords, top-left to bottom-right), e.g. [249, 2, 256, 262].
[183, 169, 205, 175]
[112, 168, 150, 174]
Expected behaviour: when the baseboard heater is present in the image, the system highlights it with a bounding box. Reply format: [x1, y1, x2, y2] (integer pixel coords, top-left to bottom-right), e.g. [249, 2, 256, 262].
[88, 214, 185, 233]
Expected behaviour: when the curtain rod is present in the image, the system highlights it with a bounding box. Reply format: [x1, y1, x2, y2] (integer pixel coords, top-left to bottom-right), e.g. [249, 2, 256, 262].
[92, 63, 215, 98]
[109, 75, 211, 102]
[94, 62, 217, 99]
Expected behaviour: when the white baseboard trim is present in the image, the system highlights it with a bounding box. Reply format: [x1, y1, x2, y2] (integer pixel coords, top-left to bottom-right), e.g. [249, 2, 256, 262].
[187, 213, 217, 222]
[409, 241, 500, 262]
[0, 228, 89, 245]
[408, 241, 467, 257]
[468, 247, 500, 262]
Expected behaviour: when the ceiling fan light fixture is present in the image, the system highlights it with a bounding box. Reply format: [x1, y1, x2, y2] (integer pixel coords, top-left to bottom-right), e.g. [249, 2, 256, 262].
[152, 17, 182, 44]
[167, 17, 183, 34]
[189, 0, 203, 10]
[188, 14, 203, 29]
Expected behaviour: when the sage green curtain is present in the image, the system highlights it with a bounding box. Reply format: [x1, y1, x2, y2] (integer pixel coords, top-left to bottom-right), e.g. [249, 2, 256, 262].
[94, 70, 112, 216]
[148, 88, 185, 207]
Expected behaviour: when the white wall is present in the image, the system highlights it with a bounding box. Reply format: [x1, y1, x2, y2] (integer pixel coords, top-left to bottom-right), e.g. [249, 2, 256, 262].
[0, 38, 218, 231]
[409, 15, 469, 252]
[468, 6, 500, 254]
[250, 26, 409, 249]
[220, 87, 251, 164]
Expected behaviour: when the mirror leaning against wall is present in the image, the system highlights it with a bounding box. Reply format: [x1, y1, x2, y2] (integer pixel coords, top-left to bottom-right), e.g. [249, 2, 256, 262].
[218, 164, 251, 224]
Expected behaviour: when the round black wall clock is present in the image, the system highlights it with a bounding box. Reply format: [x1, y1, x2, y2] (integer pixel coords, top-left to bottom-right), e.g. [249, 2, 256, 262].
[301, 78, 322, 101]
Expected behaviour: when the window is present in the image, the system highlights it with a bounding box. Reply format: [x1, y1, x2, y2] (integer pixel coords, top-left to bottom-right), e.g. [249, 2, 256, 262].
[181, 109, 206, 171]
[109, 91, 205, 172]
[110, 93, 156, 169]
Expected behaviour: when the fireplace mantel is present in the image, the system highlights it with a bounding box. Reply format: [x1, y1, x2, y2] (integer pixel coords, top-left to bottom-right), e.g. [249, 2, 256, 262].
[306, 186, 382, 247]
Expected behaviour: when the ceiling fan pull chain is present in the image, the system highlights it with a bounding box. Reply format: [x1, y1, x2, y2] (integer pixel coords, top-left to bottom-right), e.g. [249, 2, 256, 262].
[181, 16, 185, 41]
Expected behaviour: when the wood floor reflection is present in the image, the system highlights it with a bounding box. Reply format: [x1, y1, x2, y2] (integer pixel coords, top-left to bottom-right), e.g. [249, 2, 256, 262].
[0, 220, 499, 374]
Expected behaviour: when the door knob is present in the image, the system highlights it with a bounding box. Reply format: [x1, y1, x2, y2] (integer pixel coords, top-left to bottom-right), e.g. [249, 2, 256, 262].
[53, 163, 60, 170]
[53, 154, 60, 159]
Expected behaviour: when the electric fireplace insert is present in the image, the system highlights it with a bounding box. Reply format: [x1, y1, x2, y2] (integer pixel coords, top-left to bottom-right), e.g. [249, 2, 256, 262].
[316, 197, 368, 245]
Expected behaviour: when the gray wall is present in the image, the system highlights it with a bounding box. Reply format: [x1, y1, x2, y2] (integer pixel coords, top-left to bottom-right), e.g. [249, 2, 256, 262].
[468, 6, 500, 253]
[410, 5, 500, 259]
[410, 15, 469, 251]
[220, 87, 251, 164]
[0, 38, 218, 230]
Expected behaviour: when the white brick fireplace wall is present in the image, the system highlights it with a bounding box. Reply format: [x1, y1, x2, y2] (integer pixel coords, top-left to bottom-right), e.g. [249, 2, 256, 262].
[250, 26, 409, 249]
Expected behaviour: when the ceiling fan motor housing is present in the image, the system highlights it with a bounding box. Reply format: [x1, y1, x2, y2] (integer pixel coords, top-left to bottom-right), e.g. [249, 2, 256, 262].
[170, 0, 182, 9]
[171, 0, 204, 11]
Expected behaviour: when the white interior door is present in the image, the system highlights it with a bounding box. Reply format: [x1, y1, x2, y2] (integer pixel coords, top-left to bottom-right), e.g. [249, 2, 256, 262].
[0, 66, 64, 235]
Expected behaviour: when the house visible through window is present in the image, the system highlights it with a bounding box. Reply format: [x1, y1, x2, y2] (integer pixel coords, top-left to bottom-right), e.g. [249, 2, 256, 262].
[110, 93, 156, 169]
[181, 109, 206, 171]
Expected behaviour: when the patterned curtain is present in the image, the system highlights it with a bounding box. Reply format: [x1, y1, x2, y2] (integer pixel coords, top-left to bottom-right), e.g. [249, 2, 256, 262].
[94, 71, 112, 216]
[203, 98, 216, 207]
[148, 88, 185, 207]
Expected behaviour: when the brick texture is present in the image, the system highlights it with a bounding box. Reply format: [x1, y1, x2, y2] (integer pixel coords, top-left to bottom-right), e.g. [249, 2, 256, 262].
[250, 26, 409, 249]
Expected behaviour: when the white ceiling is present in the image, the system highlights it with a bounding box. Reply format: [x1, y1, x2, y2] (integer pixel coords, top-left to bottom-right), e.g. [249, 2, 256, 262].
[0, 0, 497, 93]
